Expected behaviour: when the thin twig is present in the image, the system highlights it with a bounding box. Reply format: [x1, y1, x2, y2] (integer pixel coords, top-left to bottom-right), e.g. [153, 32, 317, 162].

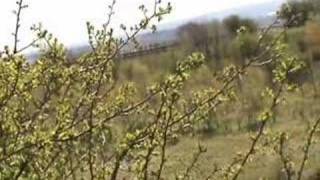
[13, 0, 26, 54]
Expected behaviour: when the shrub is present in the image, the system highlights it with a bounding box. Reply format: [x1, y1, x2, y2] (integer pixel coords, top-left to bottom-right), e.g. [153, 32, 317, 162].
[223, 15, 258, 36]
[0, 1, 318, 180]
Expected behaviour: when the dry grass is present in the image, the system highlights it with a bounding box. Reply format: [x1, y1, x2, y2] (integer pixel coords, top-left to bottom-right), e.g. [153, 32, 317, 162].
[114, 43, 320, 179]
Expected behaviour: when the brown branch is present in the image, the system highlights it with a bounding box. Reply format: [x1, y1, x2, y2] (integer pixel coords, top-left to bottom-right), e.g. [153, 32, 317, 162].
[156, 96, 175, 180]
[181, 143, 207, 180]
[142, 99, 166, 180]
[279, 133, 293, 180]
[297, 117, 320, 180]
[231, 85, 283, 180]
[14, 159, 29, 180]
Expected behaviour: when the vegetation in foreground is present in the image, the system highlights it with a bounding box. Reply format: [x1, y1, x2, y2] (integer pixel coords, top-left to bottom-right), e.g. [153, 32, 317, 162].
[0, 0, 320, 179]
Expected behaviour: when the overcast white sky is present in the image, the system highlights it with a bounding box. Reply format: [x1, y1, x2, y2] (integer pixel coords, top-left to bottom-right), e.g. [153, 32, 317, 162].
[0, 0, 274, 50]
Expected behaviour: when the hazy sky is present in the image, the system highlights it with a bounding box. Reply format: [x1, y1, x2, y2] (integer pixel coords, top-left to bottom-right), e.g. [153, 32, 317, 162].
[0, 0, 274, 50]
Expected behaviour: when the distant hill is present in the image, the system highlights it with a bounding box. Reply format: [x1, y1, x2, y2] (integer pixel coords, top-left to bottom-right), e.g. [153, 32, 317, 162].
[159, 0, 285, 30]
[137, 0, 285, 46]
[28, 0, 286, 60]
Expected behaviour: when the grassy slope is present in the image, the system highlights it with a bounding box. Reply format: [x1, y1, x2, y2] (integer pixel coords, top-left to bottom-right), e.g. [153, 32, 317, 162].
[114, 26, 320, 178]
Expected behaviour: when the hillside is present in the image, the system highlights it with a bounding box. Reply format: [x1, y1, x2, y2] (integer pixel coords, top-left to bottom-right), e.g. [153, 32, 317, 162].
[46, 0, 285, 60]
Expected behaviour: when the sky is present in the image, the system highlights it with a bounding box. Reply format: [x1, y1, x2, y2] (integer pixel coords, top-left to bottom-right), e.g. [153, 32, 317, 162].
[0, 0, 275, 51]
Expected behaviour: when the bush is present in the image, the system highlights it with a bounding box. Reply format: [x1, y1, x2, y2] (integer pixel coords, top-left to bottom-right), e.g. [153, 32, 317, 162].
[0, 1, 319, 180]
[231, 32, 260, 65]
[223, 15, 258, 36]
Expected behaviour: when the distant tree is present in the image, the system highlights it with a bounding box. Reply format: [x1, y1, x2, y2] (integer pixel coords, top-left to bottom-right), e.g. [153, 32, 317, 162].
[207, 21, 226, 64]
[223, 15, 241, 35]
[178, 22, 211, 57]
[278, 0, 314, 27]
[178, 18, 258, 68]
[178, 21, 231, 67]
[307, 0, 320, 14]
[222, 15, 258, 36]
